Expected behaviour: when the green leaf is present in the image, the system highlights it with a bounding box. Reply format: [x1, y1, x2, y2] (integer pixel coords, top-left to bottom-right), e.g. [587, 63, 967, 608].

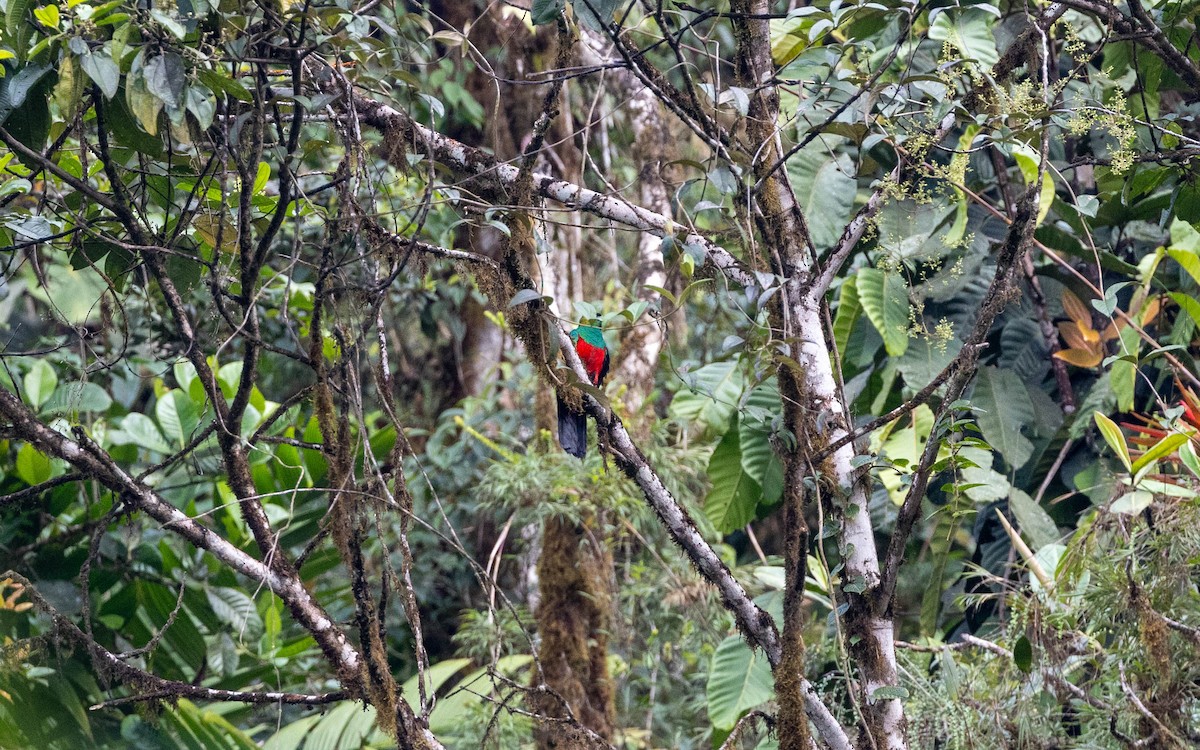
[40, 381, 112, 415]
[870, 685, 910, 701]
[196, 68, 252, 103]
[116, 412, 173, 454]
[156, 389, 200, 447]
[1008, 489, 1058, 550]
[833, 275, 860, 357]
[16, 442, 52, 485]
[400, 657, 471, 709]
[5, 0, 33, 59]
[1013, 635, 1033, 673]
[573, 0, 619, 29]
[929, 8, 999, 67]
[31, 4, 57, 28]
[786, 137, 856, 250]
[1110, 490, 1153, 515]
[23, 359, 57, 409]
[706, 635, 774, 730]
[530, 0, 563, 25]
[972, 366, 1035, 471]
[428, 654, 532, 734]
[705, 421, 763, 534]
[206, 587, 263, 639]
[127, 65, 164, 135]
[739, 382, 784, 507]
[1093, 411, 1132, 472]
[1131, 431, 1190, 474]
[1011, 141, 1055, 224]
[857, 267, 910, 357]
[1170, 291, 1200, 331]
[1181, 440, 1200, 479]
[1108, 325, 1139, 412]
[252, 161, 270, 195]
[143, 51, 185, 110]
[80, 51, 119, 99]
[1167, 248, 1200, 288]
[262, 715, 321, 750]
[668, 360, 744, 436]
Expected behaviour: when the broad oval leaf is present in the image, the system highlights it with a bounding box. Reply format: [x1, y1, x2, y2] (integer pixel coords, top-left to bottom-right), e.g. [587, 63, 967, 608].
[705, 423, 763, 534]
[706, 635, 774, 731]
[972, 366, 1035, 471]
[857, 267, 910, 357]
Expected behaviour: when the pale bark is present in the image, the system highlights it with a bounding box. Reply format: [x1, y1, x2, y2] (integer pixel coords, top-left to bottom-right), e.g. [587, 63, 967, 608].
[333, 75, 853, 750]
[730, 0, 901, 746]
[579, 33, 673, 416]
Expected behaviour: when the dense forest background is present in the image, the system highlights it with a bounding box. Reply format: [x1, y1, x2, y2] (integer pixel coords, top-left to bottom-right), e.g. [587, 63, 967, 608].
[2, 0, 1200, 748]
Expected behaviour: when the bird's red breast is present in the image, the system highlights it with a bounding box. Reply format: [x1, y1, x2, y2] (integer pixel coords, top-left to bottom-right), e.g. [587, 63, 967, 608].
[575, 338, 608, 386]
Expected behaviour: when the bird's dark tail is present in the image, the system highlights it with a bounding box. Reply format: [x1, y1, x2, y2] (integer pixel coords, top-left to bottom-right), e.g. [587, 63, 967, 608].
[557, 395, 587, 459]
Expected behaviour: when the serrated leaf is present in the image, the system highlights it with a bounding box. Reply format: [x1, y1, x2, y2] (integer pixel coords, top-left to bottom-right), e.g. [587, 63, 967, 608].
[857, 267, 910, 356]
[705, 423, 762, 533]
[706, 635, 774, 730]
[972, 367, 1035, 471]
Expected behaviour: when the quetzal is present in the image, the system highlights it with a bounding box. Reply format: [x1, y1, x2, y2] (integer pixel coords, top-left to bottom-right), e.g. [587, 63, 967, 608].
[557, 322, 609, 459]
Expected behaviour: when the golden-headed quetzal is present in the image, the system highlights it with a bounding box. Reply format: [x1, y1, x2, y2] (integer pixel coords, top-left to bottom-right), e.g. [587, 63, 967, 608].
[557, 322, 609, 459]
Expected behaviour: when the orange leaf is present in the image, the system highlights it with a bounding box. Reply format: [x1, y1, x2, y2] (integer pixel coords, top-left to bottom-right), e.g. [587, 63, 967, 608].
[1062, 289, 1093, 326]
[1053, 347, 1103, 368]
[1058, 321, 1096, 351]
[1140, 295, 1162, 326]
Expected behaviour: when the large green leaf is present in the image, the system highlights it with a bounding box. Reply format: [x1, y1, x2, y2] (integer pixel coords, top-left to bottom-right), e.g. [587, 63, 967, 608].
[206, 587, 263, 639]
[669, 360, 745, 436]
[429, 654, 533, 734]
[157, 389, 201, 447]
[972, 366, 1035, 471]
[832, 275, 861, 357]
[23, 359, 57, 410]
[706, 420, 763, 534]
[262, 715, 321, 750]
[929, 8, 999, 67]
[786, 137, 856, 250]
[857, 267, 910, 357]
[739, 382, 784, 508]
[1008, 488, 1059, 551]
[706, 635, 774, 731]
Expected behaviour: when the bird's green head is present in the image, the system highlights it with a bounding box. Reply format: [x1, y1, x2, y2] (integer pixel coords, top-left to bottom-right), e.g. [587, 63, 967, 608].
[571, 321, 606, 349]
